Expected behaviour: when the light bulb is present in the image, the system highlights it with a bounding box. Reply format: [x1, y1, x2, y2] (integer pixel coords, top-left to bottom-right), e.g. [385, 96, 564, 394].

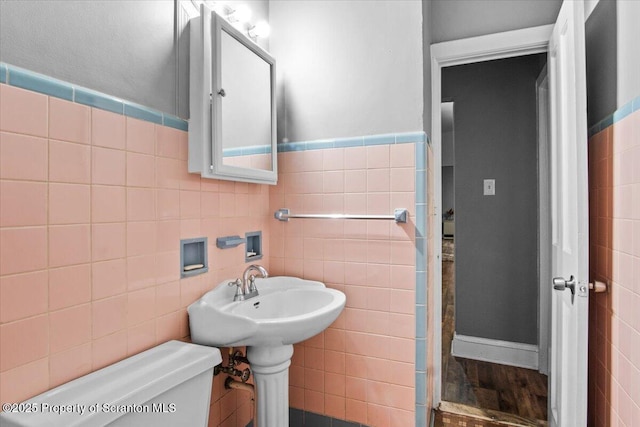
[248, 21, 270, 39]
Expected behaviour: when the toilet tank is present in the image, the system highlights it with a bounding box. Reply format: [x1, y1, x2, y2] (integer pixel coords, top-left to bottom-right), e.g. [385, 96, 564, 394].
[0, 340, 222, 427]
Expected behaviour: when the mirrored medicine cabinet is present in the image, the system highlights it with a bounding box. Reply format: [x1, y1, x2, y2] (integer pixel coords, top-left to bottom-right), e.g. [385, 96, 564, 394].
[188, 6, 277, 184]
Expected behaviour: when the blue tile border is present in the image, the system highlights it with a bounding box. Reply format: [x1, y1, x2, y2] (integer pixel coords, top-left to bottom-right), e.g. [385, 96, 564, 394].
[588, 94, 640, 138]
[415, 338, 427, 372]
[223, 145, 272, 157]
[0, 62, 188, 132]
[415, 372, 427, 405]
[74, 87, 124, 114]
[363, 133, 395, 146]
[278, 141, 307, 152]
[415, 238, 426, 273]
[124, 101, 163, 124]
[414, 205, 426, 239]
[600, 114, 614, 130]
[277, 132, 427, 153]
[415, 142, 426, 171]
[163, 114, 189, 132]
[415, 405, 427, 427]
[415, 170, 426, 205]
[414, 134, 428, 426]
[306, 139, 335, 150]
[612, 102, 632, 123]
[10, 67, 73, 101]
[416, 305, 427, 339]
[398, 132, 427, 144]
[415, 271, 426, 305]
[334, 136, 364, 148]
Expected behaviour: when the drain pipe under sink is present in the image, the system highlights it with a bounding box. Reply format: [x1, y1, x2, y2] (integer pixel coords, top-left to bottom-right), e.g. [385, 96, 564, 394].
[225, 376, 255, 395]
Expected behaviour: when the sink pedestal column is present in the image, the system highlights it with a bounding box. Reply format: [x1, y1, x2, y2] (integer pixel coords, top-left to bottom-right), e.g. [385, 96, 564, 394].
[247, 345, 293, 427]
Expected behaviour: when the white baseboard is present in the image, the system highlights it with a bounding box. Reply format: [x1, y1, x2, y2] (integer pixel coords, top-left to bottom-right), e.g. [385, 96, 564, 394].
[451, 333, 539, 370]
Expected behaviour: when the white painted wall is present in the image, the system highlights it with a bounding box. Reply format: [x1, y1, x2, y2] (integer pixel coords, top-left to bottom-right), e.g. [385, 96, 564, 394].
[269, 0, 423, 142]
[0, 0, 270, 118]
[423, 0, 433, 138]
[431, 0, 562, 43]
[0, 1, 176, 114]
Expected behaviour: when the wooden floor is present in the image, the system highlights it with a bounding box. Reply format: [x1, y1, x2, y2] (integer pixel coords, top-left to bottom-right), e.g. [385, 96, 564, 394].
[440, 242, 548, 424]
[434, 402, 547, 427]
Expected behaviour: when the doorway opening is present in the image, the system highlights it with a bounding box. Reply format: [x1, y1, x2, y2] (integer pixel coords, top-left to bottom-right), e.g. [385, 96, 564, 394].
[431, 6, 591, 425]
[431, 36, 554, 426]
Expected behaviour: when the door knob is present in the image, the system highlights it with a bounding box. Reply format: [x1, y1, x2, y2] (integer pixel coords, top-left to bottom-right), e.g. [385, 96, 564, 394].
[553, 275, 576, 295]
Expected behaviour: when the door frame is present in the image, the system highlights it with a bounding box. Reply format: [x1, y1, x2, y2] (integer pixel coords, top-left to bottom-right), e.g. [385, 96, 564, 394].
[429, 24, 554, 407]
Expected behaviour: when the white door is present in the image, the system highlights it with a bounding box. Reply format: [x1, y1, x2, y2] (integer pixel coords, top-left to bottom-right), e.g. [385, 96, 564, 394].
[548, 0, 589, 426]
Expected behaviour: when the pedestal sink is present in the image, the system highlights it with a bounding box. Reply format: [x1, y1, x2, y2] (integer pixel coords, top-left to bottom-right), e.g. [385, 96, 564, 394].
[188, 276, 346, 427]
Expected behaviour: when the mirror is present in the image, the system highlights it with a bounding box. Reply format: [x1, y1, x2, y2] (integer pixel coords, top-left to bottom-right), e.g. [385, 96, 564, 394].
[220, 30, 273, 172]
[188, 8, 277, 184]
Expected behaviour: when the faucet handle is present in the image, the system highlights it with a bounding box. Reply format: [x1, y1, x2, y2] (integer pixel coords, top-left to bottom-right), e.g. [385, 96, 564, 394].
[228, 278, 245, 301]
[227, 278, 242, 287]
[245, 274, 259, 298]
[248, 274, 258, 292]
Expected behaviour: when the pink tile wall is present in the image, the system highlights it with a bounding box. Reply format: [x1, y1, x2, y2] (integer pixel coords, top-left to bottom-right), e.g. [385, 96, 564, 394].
[269, 144, 417, 427]
[588, 109, 640, 427]
[0, 84, 270, 427]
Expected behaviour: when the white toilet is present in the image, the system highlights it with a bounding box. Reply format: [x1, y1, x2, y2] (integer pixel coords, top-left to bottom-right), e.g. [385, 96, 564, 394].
[0, 340, 221, 427]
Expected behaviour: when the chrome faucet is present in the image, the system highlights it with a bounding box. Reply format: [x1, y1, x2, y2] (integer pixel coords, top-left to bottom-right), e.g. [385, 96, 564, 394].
[243, 265, 268, 299]
[228, 265, 268, 301]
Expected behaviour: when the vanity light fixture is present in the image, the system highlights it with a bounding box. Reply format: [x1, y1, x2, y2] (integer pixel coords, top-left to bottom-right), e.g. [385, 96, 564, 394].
[185, 0, 268, 40]
[226, 4, 252, 23]
[248, 21, 270, 39]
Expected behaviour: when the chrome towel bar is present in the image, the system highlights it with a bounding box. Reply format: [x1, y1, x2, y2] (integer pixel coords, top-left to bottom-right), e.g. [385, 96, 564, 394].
[274, 208, 408, 223]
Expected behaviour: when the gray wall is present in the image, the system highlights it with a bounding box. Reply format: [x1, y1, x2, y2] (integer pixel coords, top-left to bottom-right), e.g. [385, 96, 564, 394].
[269, 0, 424, 142]
[585, 0, 640, 127]
[442, 130, 454, 167]
[442, 102, 455, 167]
[585, 0, 617, 126]
[431, 0, 562, 44]
[442, 166, 454, 214]
[617, 0, 640, 107]
[0, 0, 269, 119]
[443, 54, 546, 345]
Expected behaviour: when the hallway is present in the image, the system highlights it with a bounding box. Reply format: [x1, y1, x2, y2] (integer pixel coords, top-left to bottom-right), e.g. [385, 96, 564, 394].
[439, 241, 548, 425]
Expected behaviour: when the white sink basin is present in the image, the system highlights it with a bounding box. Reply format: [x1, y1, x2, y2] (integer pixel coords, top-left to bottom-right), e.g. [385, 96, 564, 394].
[188, 276, 346, 347]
